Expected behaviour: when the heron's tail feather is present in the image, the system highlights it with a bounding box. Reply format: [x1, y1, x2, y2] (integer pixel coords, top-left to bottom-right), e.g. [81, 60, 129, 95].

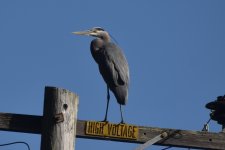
[111, 85, 128, 105]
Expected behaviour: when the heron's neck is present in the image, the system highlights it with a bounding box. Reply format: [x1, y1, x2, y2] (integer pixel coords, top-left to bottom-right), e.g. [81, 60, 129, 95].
[100, 32, 111, 43]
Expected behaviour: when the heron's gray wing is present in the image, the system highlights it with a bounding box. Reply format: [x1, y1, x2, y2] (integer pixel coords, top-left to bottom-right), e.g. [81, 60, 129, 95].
[104, 43, 129, 86]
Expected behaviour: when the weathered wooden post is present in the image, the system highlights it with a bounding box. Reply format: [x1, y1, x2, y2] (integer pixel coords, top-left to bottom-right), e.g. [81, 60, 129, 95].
[41, 86, 79, 150]
[1, 88, 225, 150]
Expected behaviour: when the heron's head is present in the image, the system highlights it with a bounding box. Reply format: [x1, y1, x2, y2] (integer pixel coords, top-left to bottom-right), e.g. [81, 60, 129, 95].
[73, 27, 110, 42]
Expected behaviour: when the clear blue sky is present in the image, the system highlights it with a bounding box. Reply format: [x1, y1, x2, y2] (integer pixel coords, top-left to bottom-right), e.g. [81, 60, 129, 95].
[0, 0, 225, 150]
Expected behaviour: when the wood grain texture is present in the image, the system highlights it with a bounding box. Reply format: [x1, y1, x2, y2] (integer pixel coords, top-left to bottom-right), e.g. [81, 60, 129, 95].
[0, 113, 41, 134]
[76, 120, 225, 150]
[40, 86, 79, 150]
[0, 114, 225, 150]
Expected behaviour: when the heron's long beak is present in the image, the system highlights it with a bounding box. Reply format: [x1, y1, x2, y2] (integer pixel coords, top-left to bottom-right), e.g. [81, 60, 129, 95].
[72, 30, 93, 36]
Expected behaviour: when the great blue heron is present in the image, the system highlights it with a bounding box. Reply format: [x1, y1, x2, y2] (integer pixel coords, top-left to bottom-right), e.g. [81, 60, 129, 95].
[73, 27, 129, 123]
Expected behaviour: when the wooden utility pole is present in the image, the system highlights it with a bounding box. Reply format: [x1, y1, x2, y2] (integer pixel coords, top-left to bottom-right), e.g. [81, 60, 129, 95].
[0, 113, 225, 149]
[40, 87, 78, 150]
[0, 87, 225, 150]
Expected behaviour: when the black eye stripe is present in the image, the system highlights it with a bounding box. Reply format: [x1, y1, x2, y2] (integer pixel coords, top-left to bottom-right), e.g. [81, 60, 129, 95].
[93, 27, 105, 31]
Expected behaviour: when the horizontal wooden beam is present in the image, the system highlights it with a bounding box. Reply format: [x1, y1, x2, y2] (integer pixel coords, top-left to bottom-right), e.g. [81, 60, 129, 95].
[0, 113, 41, 134]
[0, 112, 225, 150]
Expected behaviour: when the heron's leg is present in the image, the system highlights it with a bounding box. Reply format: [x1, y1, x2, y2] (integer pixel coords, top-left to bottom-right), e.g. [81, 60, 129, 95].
[120, 105, 125, 124]
[103, 86, 110, 122]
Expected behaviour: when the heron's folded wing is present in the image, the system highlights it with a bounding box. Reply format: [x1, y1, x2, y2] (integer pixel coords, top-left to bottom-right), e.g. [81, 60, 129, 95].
[105, 43, 129, 86]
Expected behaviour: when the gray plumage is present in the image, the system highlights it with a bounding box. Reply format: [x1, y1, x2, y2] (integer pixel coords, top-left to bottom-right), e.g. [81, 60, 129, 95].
[91, 40, 129, 105]
[73, 27, 129, 123]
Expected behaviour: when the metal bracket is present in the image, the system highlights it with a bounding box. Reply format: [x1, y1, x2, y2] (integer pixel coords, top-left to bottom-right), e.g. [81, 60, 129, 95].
[54, 113, 64, 123]
[135, 132, 168, 150]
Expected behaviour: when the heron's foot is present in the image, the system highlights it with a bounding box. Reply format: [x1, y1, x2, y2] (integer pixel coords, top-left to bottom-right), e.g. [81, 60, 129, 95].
[102, 118, 109, 123]
[120, 120, 125, 124]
